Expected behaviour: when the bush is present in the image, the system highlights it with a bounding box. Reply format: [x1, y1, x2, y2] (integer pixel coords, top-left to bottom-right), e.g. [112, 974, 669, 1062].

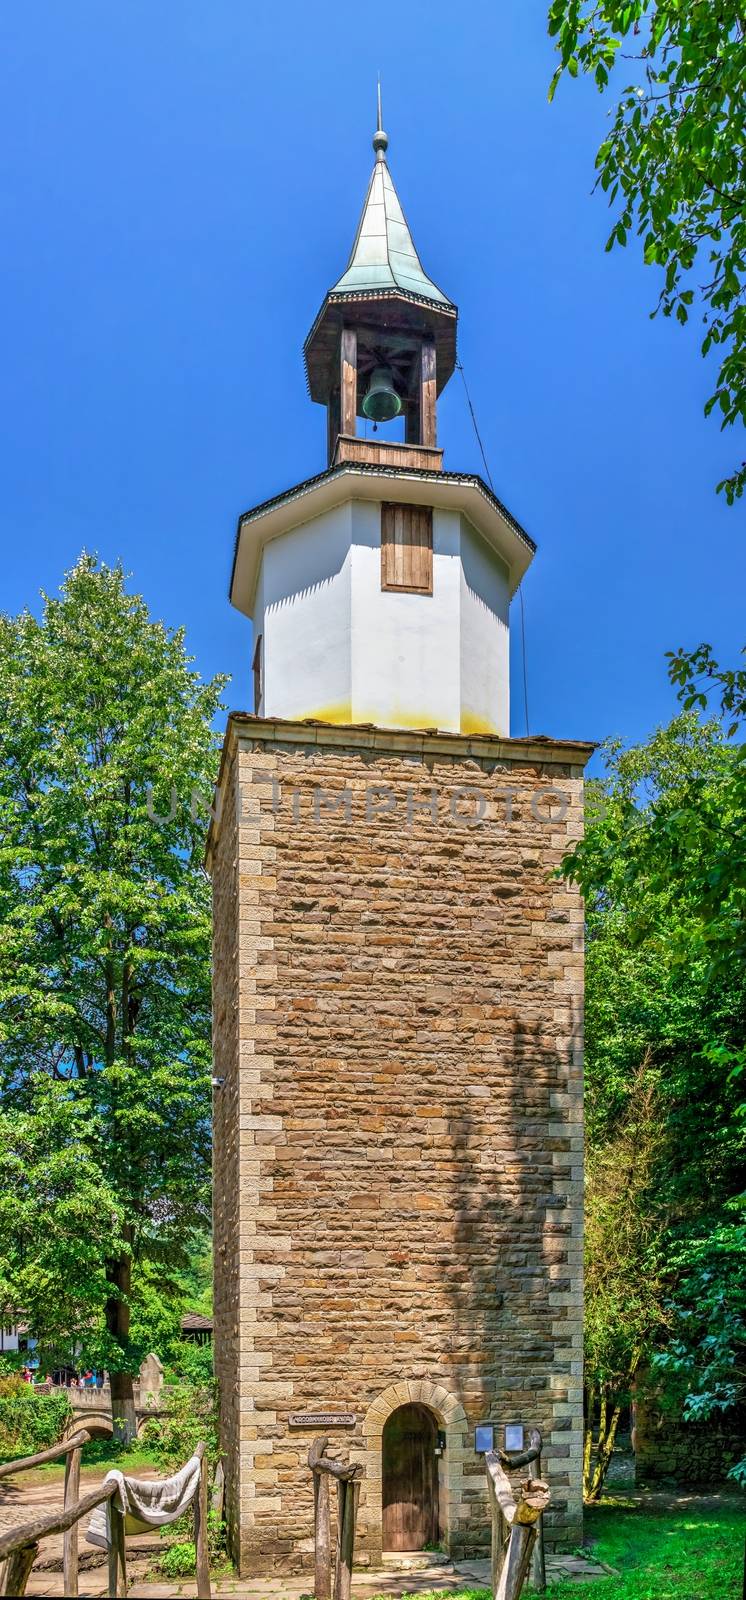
[155, 1541, 197, 1578]
[166, 1339, 214, 1385]
[140, 1374, 218, 1473]
[150, 1508, 226, 1578]
[0, 1376, 72, 1461]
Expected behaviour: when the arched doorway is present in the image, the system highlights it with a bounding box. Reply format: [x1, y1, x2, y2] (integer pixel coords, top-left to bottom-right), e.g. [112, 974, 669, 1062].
[382, 1403, 439, 1551]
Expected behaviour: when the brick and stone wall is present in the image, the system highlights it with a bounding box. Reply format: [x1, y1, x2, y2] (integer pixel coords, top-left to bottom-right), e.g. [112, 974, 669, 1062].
[209, 716, 590, 1575]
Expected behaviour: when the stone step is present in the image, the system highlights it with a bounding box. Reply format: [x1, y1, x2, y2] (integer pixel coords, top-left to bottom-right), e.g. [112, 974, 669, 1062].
[381, 1552, 453, 1572]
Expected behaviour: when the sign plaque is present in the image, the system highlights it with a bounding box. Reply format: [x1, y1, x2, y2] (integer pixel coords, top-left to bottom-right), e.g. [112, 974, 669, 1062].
[288, 1411, 356, 1428]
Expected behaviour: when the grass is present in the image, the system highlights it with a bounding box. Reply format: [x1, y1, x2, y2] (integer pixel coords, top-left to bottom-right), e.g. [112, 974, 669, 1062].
[545, 1496, 745, 1599]
[10, 1435, 162, 1485]
[367, 1497, 744, 1600]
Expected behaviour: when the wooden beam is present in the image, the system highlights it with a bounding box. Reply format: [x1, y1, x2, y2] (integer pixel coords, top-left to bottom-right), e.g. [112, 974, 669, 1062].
[340, 329, 357, 439]
[0, 1542, 38, 1597]
[485, 1454, 549, 1600]
[327, 386, 342, 465]
[405, 355, 421, 444]
[108, 1501, 128, 1599]
[420, 339, 437, 447]
[334, 1478, 357, 1600]
[0, 1428, 90, 1480]
[63, 1440, 83, 1597]
[314, 1466, 331, 1600]
[0, 1484, 116, 1561]
[529, 1450, 547, 1592]
[194, 1450, 211, 1599]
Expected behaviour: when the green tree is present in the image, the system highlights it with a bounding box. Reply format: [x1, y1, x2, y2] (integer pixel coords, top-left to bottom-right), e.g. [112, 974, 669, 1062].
[0, 1077, 124, 1369]
[583, 1071, 665, 1500]
[562, 661, 745, 1494]
[548, 1, 746, 502]
[0, 556, 225, 1436]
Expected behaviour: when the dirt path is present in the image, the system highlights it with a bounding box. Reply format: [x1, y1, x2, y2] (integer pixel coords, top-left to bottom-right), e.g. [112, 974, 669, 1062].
[0, 1464, 165, 1585]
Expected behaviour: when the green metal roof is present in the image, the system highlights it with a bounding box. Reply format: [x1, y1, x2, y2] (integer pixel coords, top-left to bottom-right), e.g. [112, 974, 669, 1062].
[329, 149, 453, 308]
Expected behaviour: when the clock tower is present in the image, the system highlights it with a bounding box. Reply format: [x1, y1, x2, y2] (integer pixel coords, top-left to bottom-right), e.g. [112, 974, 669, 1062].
[210, 106, 590, 1578]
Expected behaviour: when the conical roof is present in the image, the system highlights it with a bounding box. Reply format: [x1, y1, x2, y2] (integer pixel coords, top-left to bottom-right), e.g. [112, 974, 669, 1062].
[329, 157, 452, 307]
[304, 101, 458, 406]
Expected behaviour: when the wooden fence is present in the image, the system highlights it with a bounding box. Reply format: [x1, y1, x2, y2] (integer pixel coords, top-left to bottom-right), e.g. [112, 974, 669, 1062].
[0, 1429, 210, 1598]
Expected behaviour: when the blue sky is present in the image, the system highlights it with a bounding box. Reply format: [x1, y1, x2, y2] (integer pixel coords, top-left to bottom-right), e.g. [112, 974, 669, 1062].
[1, 0, 743, 768]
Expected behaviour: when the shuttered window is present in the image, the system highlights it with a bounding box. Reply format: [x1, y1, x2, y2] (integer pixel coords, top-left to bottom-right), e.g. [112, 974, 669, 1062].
[381, 504, 433, 595]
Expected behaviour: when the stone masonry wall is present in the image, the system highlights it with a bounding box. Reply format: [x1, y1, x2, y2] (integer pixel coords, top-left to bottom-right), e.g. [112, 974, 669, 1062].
[210, 740, 244, 1558]
[210, 718, 588, 1576]
[635, 1400, 746, 1485]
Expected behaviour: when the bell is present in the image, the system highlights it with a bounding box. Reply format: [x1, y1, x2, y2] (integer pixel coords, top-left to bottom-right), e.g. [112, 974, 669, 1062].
[362, 366, 402, 424]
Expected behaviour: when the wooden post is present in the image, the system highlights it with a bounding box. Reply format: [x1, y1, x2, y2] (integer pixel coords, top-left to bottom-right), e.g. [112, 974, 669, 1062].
[420, 339, 437, 447]
[340, 329, 357, 438]
[485, 1453, 549, 1600]
[327, 387, 342, 465]
[405, 354, 421, 445]
[0, 1542, 38, 1597]
[314, 1467, 332, 1600]
[63, 1439, 83, 1596]
[496, 1521, 538, 1600]
[528, 1452, 546, 1593]
[485, 1457, 507, 1591]
[194, 1448, 211, 1600]
[308, 1436, 361, 1600]
[334, 1477, 356, 1600]
[107, 1501, 127, 1598]
[210, 1458, 225, 1521]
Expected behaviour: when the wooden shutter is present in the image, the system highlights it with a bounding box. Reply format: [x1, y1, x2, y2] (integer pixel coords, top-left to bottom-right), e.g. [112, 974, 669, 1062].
[381, 504, 433, 594]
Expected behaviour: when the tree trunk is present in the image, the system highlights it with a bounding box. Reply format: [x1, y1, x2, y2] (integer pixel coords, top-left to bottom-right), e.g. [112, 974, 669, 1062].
[106, 1235, 136, 1444]
[587, 1399, 622, 1504]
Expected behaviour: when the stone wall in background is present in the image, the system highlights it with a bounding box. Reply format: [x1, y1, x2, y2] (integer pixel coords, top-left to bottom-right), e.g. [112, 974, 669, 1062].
[635, 1402, 746, 1484]
[208, 718, 590, 1576]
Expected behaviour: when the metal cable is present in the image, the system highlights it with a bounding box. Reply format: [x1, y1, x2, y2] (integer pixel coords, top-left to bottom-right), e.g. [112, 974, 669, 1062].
[456, 360, 530, 738]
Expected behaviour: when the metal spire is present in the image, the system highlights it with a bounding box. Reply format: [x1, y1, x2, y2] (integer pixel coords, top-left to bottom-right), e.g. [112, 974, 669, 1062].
[373, 77, 388, 161]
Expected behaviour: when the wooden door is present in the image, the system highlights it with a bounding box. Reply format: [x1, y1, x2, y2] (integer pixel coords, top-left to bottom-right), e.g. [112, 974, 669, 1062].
[382, 1403, 439, 1551]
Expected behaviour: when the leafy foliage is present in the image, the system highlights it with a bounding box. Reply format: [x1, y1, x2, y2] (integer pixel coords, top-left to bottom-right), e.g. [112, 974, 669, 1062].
[548, 1, 746, 501]
[140, 1373, 218, 1473]
[0, 1078, 125, 1367]
[561, 647, 745, 1494]
[0, 555, 226, 1387]
[0, 1376, 72, 1461]
[584, 1075, 665, 1499]
[653, 1201, 746, 1474]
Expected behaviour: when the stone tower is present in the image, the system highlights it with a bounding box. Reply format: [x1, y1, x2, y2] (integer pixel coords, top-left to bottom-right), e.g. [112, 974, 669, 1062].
[209, 105, 590, 1578]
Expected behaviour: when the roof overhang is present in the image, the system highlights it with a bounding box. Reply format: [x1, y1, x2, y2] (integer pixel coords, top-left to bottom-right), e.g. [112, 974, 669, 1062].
[229, 462, 536, 617]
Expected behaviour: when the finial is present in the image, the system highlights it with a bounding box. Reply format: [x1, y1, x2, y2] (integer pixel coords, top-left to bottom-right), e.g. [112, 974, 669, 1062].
[373, 77, 388, 160]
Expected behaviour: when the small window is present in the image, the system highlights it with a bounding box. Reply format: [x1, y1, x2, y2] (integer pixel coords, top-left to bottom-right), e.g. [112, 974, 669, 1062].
[381, 503, 433, 594]
[252, 634, 262, 715]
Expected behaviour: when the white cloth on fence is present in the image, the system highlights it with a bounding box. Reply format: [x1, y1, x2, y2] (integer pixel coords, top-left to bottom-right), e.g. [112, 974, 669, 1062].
[86, 1455, 202, 1548]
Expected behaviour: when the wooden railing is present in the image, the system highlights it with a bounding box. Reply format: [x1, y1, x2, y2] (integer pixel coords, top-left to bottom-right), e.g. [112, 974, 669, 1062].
[0, 1432, 210, 1598]
[484, 1428, 549, 1600]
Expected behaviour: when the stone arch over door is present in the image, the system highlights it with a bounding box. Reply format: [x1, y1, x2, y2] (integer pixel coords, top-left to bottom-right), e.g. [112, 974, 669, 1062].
[358, 1381, 469, 1560]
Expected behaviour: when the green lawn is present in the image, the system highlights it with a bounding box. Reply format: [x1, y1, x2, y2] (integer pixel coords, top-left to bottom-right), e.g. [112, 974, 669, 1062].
[12, 1436, 162, 1485]
[378, 1497, 744, 1600]
[544, 1497, 745, 1600]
